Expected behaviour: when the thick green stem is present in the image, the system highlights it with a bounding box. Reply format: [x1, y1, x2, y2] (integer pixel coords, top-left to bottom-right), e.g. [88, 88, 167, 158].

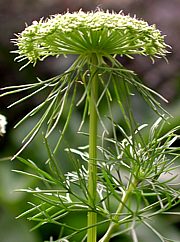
[87, 54, 98, 242]
[99, 179, 138, 242]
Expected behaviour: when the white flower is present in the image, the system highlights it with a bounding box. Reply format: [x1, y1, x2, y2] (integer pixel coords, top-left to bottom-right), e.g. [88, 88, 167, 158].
[0, 114, 7, 136]
[14, 10, 169, 65]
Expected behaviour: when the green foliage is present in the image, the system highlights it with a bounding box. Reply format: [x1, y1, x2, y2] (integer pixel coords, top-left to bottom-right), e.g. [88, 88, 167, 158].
[11, 118, 180, 242]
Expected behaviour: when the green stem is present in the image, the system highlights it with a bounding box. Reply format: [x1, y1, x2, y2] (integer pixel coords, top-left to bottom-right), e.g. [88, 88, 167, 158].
[87, 54, 99, 242]
[99, 179, 138, 242]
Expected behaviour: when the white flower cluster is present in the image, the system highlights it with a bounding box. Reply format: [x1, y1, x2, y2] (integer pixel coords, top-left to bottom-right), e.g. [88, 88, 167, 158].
[0, 114, 7, 136]
[13, 10, 169, 65]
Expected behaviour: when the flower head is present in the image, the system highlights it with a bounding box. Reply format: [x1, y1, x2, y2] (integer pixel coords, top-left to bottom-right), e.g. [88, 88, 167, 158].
[13, 10, 168, 65]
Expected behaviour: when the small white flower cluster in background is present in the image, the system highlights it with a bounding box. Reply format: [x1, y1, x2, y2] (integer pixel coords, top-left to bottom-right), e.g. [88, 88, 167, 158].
[0, 114, 7, 136]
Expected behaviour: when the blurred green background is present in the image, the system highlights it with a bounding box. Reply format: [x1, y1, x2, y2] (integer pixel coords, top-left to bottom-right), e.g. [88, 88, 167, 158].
[0, 0, 180, 241]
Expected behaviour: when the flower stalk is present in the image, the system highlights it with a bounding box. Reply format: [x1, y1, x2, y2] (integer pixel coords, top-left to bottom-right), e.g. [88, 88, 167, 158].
[87, 54, 99, 242]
